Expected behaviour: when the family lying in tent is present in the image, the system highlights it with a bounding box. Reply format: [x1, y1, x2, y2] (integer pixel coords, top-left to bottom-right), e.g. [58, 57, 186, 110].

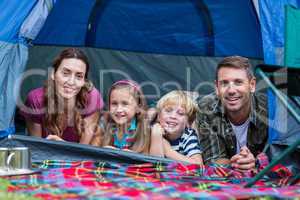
[19, 48, 268, 172]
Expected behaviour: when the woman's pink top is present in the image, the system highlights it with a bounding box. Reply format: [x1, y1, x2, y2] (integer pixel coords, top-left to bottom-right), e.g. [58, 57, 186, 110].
[20, 87, 104, 142]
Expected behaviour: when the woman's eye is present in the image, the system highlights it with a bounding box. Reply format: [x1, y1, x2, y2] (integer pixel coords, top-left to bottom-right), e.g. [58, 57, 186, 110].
[63, 71, 70, 76]
[76, 74, 84, 79]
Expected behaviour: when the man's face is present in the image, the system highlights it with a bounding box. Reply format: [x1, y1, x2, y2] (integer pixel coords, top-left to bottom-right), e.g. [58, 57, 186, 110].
[215, 67, 256, 115]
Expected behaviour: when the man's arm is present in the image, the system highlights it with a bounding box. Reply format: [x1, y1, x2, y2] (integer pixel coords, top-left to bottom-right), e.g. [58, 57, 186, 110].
[197, 116, 229, 164]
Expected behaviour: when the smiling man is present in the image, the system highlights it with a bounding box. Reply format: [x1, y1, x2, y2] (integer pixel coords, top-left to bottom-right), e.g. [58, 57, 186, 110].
[196, 56, 268, 171]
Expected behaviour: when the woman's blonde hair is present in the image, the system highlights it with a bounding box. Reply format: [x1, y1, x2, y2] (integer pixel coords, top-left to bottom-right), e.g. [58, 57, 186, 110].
[100, 80, 150, 153]
[157, 90, 199, 124]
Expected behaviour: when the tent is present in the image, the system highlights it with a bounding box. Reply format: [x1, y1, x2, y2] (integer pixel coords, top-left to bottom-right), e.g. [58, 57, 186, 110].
[1, 1, 300, 199]
[20, 0, 264, 106]
[0, 0, 299, 166]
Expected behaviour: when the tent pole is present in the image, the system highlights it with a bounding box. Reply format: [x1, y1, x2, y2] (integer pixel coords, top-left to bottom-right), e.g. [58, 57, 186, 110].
[256, 68, 300, 123]
[245, 67, 300, 187]
[245, 138, 300, 187]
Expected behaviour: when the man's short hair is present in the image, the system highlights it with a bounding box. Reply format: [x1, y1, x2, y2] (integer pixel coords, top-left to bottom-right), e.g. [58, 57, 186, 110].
[216, 56, 254, 80]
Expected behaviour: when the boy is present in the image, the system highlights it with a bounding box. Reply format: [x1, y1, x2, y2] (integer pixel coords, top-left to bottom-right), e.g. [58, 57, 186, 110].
[150, 90, 203, 165]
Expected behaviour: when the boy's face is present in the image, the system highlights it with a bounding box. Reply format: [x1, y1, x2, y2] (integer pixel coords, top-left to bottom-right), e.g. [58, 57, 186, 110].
[158, 104, 188, 140]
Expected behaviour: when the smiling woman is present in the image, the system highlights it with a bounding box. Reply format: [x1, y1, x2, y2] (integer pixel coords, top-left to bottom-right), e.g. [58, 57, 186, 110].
[19, 48, 104, 145]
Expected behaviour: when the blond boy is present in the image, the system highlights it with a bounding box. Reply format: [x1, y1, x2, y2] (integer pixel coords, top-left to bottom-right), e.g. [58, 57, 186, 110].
[150, 90, 203, 165]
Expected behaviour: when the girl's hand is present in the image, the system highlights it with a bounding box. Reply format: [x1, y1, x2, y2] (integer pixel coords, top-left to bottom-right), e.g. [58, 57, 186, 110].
[103, 145, 118, 149]
[122, 148, 134, 152]
[46, 135, 64, 141]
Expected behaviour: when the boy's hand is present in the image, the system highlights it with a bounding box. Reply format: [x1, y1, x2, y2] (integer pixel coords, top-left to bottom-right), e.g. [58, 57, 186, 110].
[152, 123, 166, 136]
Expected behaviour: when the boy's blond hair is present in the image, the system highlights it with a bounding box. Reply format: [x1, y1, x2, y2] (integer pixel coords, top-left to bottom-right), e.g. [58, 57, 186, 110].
[156, 90, 199, 124]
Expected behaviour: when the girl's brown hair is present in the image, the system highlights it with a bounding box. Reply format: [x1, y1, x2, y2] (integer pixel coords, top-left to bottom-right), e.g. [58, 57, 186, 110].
[100, 80, 150, 153]
[43, 48, 96, 139]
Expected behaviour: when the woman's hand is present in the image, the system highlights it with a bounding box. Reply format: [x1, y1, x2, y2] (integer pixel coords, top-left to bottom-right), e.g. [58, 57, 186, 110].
[46, 134, 64, 141]
[79, 112, 100, 145]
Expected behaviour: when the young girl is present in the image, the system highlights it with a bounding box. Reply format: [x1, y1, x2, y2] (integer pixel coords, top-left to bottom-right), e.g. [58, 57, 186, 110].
[20, 48, 104, 145]
[96, 80, 150, 153]
[150, 90, 203, 165]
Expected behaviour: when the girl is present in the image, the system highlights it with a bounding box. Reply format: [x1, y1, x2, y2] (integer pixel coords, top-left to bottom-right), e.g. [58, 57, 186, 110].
[97, 80, 150, 153]
[20, 48, 104, 145]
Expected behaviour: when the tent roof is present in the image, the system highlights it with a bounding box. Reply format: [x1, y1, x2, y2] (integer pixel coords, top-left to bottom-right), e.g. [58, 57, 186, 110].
[34, 0, 263, 58]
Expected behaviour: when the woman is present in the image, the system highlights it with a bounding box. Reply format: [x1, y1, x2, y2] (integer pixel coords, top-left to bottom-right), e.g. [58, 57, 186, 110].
[20, 48, 104, 145]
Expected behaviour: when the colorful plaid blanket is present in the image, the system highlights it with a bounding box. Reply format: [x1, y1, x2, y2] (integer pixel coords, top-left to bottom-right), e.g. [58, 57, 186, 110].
[2, 154, 300, 200]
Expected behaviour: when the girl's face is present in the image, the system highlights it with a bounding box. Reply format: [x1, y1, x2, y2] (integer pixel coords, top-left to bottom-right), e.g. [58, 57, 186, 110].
[52, 58, 86, 100]
[109, 87, 139, 126]
[158, 104, 188, 140]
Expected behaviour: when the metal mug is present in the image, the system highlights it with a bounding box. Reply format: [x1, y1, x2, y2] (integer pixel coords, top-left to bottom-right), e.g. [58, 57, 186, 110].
[0, 147, 10, 170]
[6, 147, 31, 170]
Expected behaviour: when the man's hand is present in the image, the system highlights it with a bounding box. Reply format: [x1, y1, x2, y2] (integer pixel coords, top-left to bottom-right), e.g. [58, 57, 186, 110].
[230, 146, 255, 171]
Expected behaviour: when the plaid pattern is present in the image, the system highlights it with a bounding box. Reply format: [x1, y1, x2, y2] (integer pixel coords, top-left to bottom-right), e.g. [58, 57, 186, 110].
[196, 92, 268, 164]
[2, 153, 300, 199]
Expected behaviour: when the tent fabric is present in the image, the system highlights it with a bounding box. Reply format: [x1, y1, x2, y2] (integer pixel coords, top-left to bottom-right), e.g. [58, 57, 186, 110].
[285, 5, 300, 67]
[0, 135, 173, 164]
[1, 0, 265, 132]
[267, 90, 300, 173]
[34, 0, 263, 58]
[0, 0, 37, 43]
[19, 46, 263, 106]
[268, 90, 300, 145]
[0, 0, 53, 131]
[0, 43, 28, 130]
[259, 0, 300, 65]
[19, 0, 54, 41]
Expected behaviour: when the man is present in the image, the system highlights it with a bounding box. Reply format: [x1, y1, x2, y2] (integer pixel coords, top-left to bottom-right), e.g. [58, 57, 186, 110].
[196, 56, 268, 171]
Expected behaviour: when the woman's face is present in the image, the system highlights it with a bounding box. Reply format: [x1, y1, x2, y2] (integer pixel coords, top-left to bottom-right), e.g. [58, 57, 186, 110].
[52, 58, 87, 100]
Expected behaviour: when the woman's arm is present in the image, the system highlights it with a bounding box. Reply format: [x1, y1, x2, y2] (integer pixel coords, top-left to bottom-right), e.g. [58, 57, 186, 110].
[149, 123, 165, 157]
[163, 139, 203, 165]
[25, 120, 42, 137]
[79, 112, 101, 145]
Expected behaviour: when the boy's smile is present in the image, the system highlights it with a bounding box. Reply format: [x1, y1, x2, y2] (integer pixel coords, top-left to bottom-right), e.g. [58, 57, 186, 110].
[158, 104, 188, 140]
